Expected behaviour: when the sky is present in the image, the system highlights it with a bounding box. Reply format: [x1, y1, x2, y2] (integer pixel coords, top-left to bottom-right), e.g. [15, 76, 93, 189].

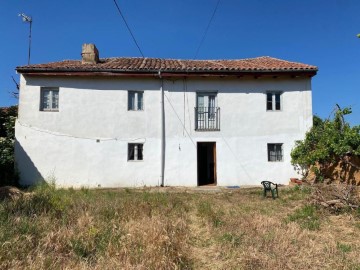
[0, 0, 359, 125]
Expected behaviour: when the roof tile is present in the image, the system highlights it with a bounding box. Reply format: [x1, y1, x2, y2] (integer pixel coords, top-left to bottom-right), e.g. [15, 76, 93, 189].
[16, 56, 317, 74]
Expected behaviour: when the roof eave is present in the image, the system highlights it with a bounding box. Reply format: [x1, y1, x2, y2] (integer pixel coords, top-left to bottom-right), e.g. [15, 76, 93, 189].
[16, 68, 317, 77]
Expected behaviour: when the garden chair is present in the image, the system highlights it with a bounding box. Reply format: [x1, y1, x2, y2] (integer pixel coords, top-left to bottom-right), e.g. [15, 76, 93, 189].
[261, 181, 278, 199]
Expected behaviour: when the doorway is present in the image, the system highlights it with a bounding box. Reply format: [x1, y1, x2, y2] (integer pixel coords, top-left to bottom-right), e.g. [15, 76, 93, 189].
[197, 142, 217, 186]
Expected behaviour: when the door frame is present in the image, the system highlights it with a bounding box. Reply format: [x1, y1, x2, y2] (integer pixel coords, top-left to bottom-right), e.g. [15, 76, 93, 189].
[197, 141, 217, 186]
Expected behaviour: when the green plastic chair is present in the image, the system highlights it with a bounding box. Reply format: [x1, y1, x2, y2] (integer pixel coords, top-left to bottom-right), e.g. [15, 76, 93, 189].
[261, 181, 278, 199]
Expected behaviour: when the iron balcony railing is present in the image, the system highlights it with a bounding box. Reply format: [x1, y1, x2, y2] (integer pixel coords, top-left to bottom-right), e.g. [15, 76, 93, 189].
[195, 107, 220, 131]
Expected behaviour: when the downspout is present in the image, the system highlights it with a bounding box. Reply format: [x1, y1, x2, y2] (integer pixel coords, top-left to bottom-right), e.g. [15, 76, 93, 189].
[159, 70, 165, 187]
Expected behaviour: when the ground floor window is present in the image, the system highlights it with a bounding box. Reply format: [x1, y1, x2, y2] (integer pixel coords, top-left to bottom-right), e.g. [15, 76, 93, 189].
[267, 143, 283, 162]
[128, 143, 143, 161]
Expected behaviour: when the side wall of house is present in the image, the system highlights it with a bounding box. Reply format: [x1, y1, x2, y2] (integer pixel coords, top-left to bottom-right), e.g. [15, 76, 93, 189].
[15, 74, 312, 187]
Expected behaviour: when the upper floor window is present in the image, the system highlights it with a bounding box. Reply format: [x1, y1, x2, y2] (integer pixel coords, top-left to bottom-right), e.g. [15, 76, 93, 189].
[128, 143, 143, 161]
[266, 92, 282, 111]
[195, 92, 220, 131]
[128, 91, 143, 111]
[268, 143, 283, 162]
[40, 87, 59, 111]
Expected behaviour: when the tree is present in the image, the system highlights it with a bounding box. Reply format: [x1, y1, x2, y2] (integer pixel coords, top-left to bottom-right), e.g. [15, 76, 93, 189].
[0, 106, 18, 186]
[291, 106, 360, 180]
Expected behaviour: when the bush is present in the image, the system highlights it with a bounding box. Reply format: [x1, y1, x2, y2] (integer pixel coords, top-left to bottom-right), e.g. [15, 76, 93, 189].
[291, 107, 360, 181]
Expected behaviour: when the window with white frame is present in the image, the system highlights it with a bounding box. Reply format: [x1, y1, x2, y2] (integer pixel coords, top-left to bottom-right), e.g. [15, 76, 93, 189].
[40, 87, 59, 111]
[266, 92, 282, 111]
[195, 92, 219, 130]
[128, 91, 143, 111]
[128, 143, 143, 161]
[267, 143, 283, 162]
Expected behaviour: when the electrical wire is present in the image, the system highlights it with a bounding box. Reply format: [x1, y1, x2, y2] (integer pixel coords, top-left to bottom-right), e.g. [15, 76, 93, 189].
[164, 93, 197, 148]
[220, 133, 254, 182]
[194, 0, 221, 59]
[185, 78, 192, 135]
[112, 0, 145, 57]
[183, 78, 186, 136]
[17, 120, 146, 143]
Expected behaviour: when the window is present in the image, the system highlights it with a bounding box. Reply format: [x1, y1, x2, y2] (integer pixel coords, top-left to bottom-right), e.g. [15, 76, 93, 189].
[128, 143, 143, 161]
[40, 88, 59, 111]
[267, 143, 283, 162]
[128, 91, 143, 111]
[195, 92, 220, 130]
[266, 92, 281, 111]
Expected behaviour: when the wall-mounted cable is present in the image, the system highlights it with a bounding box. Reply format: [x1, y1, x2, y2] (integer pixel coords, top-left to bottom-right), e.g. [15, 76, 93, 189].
[17, 120, 146, 143]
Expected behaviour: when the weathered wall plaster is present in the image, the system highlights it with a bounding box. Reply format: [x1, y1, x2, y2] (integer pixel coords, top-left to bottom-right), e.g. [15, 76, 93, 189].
[15, 75, 312, 187]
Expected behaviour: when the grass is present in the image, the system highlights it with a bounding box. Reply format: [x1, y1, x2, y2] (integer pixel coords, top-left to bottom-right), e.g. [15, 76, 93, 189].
[286, 205, 321, 230]
[1, 184, 360, 269]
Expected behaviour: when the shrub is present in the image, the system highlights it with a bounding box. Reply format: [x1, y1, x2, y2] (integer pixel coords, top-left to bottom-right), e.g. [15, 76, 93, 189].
[291, 107, 360, 180]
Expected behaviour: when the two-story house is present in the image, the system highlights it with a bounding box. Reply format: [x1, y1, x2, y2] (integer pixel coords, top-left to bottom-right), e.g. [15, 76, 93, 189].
[15, 44, 317, 187]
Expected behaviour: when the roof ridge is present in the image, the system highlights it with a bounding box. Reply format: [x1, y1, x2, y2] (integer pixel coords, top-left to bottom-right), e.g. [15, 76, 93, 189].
[99, 56, 270, 62]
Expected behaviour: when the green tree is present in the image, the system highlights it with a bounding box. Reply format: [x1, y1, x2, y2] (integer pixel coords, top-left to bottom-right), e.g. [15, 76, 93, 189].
[0, 106, 18, 186]
[291, 106, 360, 179]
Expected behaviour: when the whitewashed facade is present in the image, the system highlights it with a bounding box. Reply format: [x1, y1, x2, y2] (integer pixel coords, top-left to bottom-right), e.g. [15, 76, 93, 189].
[15, 46, 317, 187]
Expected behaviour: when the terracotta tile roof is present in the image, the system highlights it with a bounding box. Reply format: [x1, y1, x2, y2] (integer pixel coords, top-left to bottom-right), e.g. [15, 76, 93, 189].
[16, 56, 317, 74]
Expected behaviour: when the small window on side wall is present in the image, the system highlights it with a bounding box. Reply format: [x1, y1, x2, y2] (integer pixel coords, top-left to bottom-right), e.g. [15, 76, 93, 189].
[128, 143, 143, 161]
[128, 91, 143, 111]
[268, 143, 283, 162]
[266, 92, 281, 111]
[40, 87, 59, 111]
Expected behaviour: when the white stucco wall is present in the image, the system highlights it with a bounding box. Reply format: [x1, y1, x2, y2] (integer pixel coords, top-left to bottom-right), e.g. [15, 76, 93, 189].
[15, 74, 312, 187]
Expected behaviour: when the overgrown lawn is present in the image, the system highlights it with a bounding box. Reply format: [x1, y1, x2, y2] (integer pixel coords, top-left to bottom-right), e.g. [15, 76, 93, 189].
[1, 184, 360, 269]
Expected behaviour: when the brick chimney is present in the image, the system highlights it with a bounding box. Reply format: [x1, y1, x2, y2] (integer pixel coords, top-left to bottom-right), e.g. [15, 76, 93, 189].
[81, 43, 99, 64]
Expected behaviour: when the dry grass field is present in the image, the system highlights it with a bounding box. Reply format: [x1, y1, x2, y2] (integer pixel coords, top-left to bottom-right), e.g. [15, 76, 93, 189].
[1, 184, 360, 269]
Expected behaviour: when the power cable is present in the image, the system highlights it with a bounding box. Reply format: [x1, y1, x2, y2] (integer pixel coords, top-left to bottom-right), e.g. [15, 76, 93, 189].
[164, 93, 197, 148]
[220, 133, 254, 182]
[185, 78, 192, 134]
[112, 0, 145, 57]
[194, 0, 221, 59]
[17, 120, 146, 143]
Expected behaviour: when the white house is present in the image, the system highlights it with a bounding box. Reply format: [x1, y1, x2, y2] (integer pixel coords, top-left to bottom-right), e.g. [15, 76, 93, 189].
[15, 44, 317, 187]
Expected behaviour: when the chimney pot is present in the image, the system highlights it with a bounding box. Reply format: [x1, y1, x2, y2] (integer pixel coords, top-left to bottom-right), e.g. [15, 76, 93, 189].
[81, 43, 99, 64]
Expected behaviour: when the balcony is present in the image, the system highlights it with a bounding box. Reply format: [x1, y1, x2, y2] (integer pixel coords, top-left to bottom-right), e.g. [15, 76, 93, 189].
[195, 107, 220, 131]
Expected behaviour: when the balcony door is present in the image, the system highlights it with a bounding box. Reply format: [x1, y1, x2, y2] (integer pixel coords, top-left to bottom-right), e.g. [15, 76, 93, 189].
[196, 93, 219, 130]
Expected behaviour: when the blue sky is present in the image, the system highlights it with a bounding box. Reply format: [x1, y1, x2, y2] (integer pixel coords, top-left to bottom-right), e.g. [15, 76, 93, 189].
[0, 0, 359, 125]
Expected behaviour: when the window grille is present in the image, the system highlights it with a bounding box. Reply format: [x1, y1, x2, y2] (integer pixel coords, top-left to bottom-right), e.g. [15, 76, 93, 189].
[267, 143, 283, 162]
